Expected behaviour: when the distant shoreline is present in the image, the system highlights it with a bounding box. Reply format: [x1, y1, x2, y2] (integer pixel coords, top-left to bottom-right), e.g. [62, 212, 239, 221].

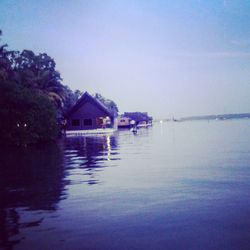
[156, 113, 250, 122]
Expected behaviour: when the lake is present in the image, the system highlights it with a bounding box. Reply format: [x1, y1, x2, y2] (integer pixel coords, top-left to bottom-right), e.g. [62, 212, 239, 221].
[1, 120, 250, 250]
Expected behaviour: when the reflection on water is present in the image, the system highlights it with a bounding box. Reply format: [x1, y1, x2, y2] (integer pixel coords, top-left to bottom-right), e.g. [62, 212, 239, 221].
[63, 135, 119, 185]
[0, 143, 66, 249]
[1, 122, 250, 249]
[0, 135, 119, 249]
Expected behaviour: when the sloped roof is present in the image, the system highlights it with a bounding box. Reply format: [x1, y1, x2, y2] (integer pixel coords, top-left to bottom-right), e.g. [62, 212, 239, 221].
[66, 92, 117, 118]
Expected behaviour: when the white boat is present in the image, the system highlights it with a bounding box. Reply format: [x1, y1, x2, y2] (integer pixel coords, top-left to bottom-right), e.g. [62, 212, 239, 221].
[137, 121, 151, 128]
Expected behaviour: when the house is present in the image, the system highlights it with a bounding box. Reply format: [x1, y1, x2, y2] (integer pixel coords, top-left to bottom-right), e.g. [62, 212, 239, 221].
[118, 116, 131, 128]
[123, 112, 153, 127]
[65, 92, 118, 135]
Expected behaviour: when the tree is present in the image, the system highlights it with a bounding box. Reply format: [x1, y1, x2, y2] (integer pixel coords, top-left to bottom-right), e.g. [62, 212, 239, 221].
[0, 31, 60, 145]
[0, 30, 66, 109]
[94, 93, 119, 113]
[11, 50, 65, 108]
[0, 33, 12, 82]
[62, 87, 82, 115]
[0, 80, 58, 146]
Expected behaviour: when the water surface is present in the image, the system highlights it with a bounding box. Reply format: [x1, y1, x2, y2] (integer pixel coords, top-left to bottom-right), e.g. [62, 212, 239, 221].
[1, 120, 250, 249]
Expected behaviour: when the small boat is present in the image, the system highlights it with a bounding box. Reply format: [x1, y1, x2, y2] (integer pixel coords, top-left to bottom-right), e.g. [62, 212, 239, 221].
[130, 126, 137, 134]
[137, 121, 150, 128]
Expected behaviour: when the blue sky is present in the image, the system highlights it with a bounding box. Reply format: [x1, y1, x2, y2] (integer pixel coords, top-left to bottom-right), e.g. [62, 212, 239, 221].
[1, 0, 250, 118]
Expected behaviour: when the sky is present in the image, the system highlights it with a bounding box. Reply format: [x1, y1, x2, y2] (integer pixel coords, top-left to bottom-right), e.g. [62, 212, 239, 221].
[1, 0, 250, 118]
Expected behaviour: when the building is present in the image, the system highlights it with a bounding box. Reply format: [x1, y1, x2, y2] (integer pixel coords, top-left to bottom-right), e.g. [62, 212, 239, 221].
[65, 92, 118, 135]
[118, 116, 131, 128]
[123, 112, 153, 127]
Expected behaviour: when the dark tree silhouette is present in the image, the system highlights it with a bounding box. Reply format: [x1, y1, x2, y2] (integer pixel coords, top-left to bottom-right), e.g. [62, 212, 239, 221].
[94, 93, 119, 113]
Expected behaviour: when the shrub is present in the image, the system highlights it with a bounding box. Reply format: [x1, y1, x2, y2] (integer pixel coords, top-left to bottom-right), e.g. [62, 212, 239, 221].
[0, 81, 58, 146]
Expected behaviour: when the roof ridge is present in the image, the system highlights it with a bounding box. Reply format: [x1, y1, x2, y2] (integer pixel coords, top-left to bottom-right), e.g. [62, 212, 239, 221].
[66, 91, 116, 118]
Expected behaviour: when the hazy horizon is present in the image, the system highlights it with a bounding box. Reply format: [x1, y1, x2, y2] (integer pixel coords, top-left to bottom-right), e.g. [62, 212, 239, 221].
[1, 0, 250, 118]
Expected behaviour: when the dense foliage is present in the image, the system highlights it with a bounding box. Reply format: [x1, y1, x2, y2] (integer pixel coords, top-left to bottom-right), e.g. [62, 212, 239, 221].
[0, 81, 58, 145]
[0, 31, 79, 145]
[94, 93, 119, 113]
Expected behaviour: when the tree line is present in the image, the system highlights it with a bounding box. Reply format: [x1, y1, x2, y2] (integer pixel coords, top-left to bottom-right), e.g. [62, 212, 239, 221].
[0, 30, 118, 146]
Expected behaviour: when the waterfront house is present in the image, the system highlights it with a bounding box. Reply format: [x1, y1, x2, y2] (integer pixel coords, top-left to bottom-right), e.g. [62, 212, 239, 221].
[65, 92, 118, 135]
[123, 112, 153, 127]
[118, 116, 131, 128]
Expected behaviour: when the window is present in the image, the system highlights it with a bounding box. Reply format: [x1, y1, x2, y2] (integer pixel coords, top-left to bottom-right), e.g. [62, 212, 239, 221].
[84, 119, 92, 126]
[71, 119, 80, 126]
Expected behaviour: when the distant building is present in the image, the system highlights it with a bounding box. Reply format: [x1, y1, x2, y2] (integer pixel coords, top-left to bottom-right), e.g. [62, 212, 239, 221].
[65, 92, 118, 135]
[118, 116, 131, 128]
[123, 112, 153, 127]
